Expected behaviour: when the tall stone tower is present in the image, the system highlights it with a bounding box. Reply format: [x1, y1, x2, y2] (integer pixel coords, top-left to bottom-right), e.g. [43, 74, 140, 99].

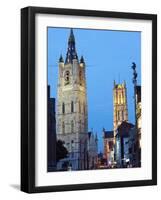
[113, 81, 128, 140]
[56, 29, 88, 170]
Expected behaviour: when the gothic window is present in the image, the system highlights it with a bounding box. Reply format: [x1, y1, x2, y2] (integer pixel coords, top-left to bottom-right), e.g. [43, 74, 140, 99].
[79, 70, 82, 85]
[71, 120, 74, 133]
[122, 90, 124, 103]
[119, 94, 121, 104]
[71, 101, 74, 113]
[120, 110, 122, 121]
[122, 110, 124, 121]
[62, 102, 65, 114]
[62, 121, 65, 134]
[118, 111, 120, 121]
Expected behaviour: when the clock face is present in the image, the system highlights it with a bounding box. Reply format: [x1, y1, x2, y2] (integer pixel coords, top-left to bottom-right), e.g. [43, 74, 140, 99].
[64, 71, 70, 85]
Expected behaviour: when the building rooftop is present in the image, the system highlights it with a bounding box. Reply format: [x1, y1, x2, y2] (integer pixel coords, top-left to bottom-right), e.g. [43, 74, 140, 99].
[117, 121, 134, 137]
[103, 131, 114, 139]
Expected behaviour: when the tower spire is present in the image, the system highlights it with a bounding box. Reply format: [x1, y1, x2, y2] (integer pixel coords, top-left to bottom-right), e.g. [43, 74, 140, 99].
[68, 28, 75, 43]
[65, 29, 78, 64]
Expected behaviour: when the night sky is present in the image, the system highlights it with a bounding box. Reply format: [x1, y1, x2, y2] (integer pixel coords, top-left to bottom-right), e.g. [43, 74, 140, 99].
[47, 27, 141, 152]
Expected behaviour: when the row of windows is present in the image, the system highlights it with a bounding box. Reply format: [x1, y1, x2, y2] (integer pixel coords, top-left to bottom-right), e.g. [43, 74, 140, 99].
[62, 101, 86, 114]
[62, 120, 84, 134]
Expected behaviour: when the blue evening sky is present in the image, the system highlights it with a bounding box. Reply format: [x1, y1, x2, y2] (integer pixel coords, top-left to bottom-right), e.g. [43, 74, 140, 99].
[47, 27, 141, 152]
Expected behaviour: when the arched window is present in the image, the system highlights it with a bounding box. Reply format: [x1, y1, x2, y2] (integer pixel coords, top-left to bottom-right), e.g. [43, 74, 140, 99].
[119, 94, 121, 104]
[71, 101, 74, 113]
[62, 121, 65, 134]
[118, 111, 120, 121]
[62, 102, 65, 114]
[79, 70, 82, 85]
[71, 120, 74, 133]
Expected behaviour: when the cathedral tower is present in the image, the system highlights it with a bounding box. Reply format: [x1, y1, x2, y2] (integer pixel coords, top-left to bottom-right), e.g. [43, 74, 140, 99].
[56, 29, 88, 170]
[113, 81, 128, 139]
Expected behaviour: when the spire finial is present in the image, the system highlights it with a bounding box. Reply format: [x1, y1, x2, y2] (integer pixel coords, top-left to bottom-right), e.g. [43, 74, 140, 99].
[68, 28, 75, 43]
[80, 55, 85, 64]
[124, 80, 126, 86]
[59, 54, 64, 63]
[65, 29, 78, 64]
[70, 28, 73, 35]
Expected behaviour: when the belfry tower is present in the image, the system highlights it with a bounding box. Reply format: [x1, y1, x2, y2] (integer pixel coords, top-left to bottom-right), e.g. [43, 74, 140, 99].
[56, 29, 88, 170]
[113, 81, 128, 140]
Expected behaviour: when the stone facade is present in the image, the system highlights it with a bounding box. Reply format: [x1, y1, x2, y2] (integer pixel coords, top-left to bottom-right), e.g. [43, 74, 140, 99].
[87, 131, 98, 169]
[56, 29, 88, 170]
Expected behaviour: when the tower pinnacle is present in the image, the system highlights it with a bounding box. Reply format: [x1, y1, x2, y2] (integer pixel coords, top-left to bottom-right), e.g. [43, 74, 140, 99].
[65, 29, 78, 64]
[80, 55, 85, 64]
[59, 54, 64, 63]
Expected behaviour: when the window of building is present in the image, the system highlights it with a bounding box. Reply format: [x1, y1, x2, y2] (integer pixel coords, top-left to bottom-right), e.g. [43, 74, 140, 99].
[122, 110, 124, 120]
[79, 71, 82, 85]
[71, 101, 74, 113]
[71, 120, 74, 133]
[62, 121, 65, 134]
[118, 111, 120, 121]
[129, 147, 132, 154]
[119, 94, 121, 104]
[62, 102, 65, 114]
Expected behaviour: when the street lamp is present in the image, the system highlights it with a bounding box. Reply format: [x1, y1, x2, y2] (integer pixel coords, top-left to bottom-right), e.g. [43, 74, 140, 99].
[131, 62, 137, 126]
